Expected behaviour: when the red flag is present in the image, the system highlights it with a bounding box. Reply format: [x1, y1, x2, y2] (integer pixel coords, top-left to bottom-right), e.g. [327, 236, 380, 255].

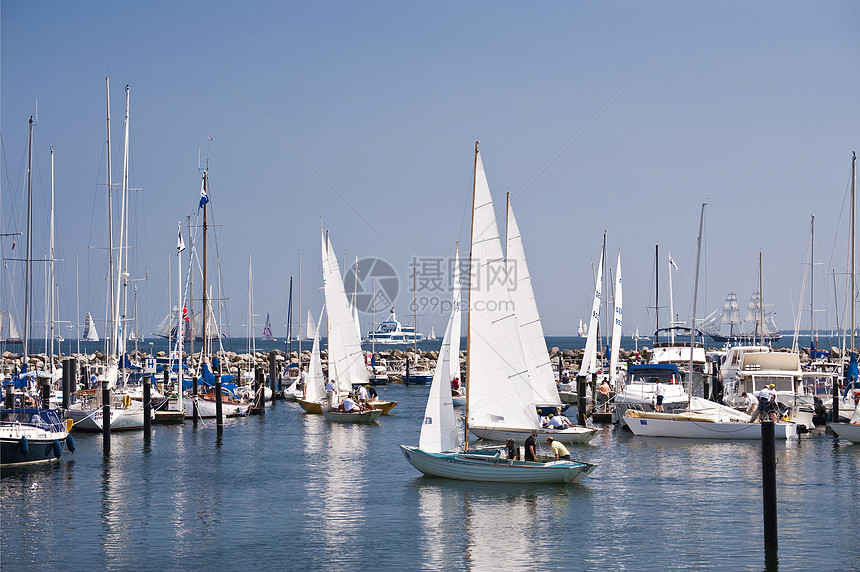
[183, 304, 190, 322]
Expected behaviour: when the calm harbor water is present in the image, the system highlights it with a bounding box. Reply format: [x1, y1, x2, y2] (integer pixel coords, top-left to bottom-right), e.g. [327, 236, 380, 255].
[2, 381, 860, 571]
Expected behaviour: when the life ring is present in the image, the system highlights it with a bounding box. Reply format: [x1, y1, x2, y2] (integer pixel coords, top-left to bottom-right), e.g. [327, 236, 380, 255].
[122, 394, 131, 408]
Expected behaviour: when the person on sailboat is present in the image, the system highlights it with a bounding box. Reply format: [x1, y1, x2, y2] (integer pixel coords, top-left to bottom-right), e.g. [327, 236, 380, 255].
[546, 437, 571, 460]
[357, 384, 370, 404]
[655, 380, 665, 412]
[504, 439, 519, 461]
[342, 395, 360, 412]
[524, 430, 538, 462]
[741, 392, 757, 416]
[598, 380, 611, 409]
[298, 367, 306, 390]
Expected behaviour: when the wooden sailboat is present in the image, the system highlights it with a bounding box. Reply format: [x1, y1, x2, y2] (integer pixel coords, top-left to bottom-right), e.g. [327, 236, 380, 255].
[400, 143, 596, 483]
[319, 228, 388, 422]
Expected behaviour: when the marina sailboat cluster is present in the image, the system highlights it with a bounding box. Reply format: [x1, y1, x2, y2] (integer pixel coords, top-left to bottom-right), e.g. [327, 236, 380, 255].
[2, 90, 859, 489]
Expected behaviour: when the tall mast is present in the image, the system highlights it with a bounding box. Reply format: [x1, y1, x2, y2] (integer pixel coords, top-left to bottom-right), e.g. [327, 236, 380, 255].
[852, 151, 857, 355]
[105, 78, 115, 358]
[810, 215, 815, 343]
[49, 145, 55, 374]
[464, 141, 478, 452]
[23, 117, 34, 365]
[654, 245, 659, 345]
[758, 253, 764, 346]
[202, 169, 209, 360]
[688, 203, 705, 396]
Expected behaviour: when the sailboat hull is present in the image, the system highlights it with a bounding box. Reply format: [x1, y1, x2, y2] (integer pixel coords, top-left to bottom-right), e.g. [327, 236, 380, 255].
[322, 408, 383, 424]
[623, 411, 798, 439]
[400, 445, 596, 484]
[469, 425, 599, 444]
[297, 399, 323, 414]
[183, 397, 249, 418]
[828, 422, 860, 443]
[67, 406, 147, 431]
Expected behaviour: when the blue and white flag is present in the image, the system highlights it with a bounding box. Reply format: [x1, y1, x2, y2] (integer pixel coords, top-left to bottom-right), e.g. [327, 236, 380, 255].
[199, 178, 209, 209]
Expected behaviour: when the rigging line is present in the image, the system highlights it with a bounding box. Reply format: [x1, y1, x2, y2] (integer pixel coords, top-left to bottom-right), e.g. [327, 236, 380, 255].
[474, 75, 640, 251]
[220, 76, 389, 245]
[512, 74, 640, 205]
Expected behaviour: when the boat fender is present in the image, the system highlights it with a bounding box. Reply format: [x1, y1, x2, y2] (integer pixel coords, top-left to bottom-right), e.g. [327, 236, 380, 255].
[66, 434, 76, 452]
[19, 436, 28, 455]
[52, 440, 62, 458]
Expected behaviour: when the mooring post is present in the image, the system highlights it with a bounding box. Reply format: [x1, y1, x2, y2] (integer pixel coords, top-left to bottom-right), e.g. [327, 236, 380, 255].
[62, 358, 73, 409]
[832, 374, 840, 423]
[102, 382, 111, 453]
[5, 383, 13, 409]
[143, 374, 152, 438]
[577, 375, 587, 426]
[269, 351, 277, 395]
[761, 420, 778, 547]
[192, 371, 199, 425]
[405, 356, 410, 386]
[215, 374, 223, 431]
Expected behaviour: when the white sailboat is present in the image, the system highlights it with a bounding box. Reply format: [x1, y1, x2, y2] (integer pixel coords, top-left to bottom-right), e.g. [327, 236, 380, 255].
[400, 143, 596, 484]
[829, 152, 860, 441]
[68, 81, 145, 431]
[82, 312, 99, 342]
[296, 307, 327, 412]
[577, 318, 587, 338]
[578, 237, 605, 379]
[319, 228, 385, 423]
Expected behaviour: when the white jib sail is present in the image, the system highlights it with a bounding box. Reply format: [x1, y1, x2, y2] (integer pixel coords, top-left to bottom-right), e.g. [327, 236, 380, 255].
[506, 196, 560, 407]
[304, 306, 327, 403]
[419, 249, 461, 453]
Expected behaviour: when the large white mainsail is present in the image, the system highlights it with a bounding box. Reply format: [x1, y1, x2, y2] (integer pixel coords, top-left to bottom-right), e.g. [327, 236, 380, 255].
[304, 306, 327, 404]
[608, 249, 623, 383]
[321, 228, 369, 394]
[467, 147, 537, 433]
[505, 194, 560, 407]
[419, 248, 461, 453]
[82, 311, 99, 342]
[578, 239, 605, 378]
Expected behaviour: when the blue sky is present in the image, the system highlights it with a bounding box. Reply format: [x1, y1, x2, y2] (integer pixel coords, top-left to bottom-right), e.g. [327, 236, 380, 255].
[2, 1, 859, 341]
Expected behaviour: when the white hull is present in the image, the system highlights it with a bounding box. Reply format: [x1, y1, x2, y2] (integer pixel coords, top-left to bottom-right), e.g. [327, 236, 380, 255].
[183, 397, 249, 418]
[829, 422, 860, 443]
[623, 411, 798, 439]
[400, 445, 596, 484]
[469, 425, 598, 444]
[67, 406, 147, 431]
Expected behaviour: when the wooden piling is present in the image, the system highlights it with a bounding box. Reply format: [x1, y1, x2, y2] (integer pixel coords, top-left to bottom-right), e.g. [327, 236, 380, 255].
[143, 375, 152, 438]
[102, 383, 111, 453]
[761, 420, 778, 546]
[577, 375, 587, 426]
[215, 375, 223, 431]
